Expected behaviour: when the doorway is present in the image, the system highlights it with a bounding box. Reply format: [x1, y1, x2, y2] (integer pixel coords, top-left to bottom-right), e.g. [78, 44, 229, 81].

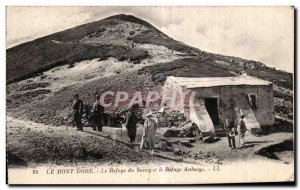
[248, 94, 257, 110]
[204, 97, 219, 125]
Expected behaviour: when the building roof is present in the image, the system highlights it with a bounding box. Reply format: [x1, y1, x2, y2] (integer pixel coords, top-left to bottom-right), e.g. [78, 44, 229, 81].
[167, 74, 272, 88]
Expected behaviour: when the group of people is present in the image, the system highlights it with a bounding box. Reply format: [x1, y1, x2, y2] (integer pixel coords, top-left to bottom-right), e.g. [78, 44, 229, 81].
[224, 115, 247, 149]
[72, 94, 158, 155]
[72, 94, 104, 132]
[73, 94, 248, 154]
[122, 106, 158, 155]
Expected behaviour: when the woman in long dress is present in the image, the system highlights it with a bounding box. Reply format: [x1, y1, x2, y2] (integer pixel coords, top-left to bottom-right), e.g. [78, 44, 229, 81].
[140, 113, 157, 155]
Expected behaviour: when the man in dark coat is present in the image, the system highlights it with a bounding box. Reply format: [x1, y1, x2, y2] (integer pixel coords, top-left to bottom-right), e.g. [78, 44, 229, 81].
[124, 107, 138, 143]
[72, 94, 83, 131]
[91, 95, 104, 133]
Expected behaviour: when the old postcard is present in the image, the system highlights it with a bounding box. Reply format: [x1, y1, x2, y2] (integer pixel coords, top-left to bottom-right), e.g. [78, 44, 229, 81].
[6, 6, 294, 184]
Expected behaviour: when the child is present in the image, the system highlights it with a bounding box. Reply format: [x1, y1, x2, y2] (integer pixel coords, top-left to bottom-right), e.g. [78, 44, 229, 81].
[224, 117, 236, 149]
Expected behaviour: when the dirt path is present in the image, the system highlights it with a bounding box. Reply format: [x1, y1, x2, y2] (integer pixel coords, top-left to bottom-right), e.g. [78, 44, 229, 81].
[6, 116, 167, 167]
[7, 116, 294, 168]
[165, 132, 293, 164]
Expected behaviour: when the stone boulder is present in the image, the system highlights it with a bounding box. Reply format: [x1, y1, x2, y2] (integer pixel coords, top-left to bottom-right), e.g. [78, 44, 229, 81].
[173, 148, 182, 155]
[187, 138, 197, 143]
[163, 127, 182, 137]
[156, 141, 168, 150]
[180, 140, 193, 147]
[158, 139, 173, 146]
[203, 136, 220, 143]
[180, 121, 201, 137]
[163, 121, 201, 138]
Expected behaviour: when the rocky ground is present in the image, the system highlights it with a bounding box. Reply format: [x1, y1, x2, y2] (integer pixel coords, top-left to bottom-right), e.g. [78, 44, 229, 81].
[7, 116, 294, 168]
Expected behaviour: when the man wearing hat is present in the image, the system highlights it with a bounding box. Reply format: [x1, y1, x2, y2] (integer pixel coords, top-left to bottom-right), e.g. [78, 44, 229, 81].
[124, 106, 138, 144]
[90, 95, 104, 133]
[140, 112, 157, 155]
[237, 114, 247, 148]
[72, 94, 84, 131]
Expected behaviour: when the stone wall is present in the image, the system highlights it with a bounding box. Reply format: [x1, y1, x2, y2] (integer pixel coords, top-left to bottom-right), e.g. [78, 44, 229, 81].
[163, 77, 274, 127]
[189, 85, 274, 126]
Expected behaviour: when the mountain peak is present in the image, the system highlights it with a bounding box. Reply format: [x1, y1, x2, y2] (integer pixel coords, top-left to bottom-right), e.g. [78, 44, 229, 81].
[105, 14, 152, 26]
[105, 14, 140, 20]
[103, 14, 166, 36]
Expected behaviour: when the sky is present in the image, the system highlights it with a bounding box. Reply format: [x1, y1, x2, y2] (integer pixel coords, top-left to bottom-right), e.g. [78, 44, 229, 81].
[6, 6, 294, 72]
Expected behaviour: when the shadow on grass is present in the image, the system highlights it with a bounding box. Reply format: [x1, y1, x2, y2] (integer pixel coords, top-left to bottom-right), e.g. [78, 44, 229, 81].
[244, 140, 273, 144]
[83, 130, 134, 149]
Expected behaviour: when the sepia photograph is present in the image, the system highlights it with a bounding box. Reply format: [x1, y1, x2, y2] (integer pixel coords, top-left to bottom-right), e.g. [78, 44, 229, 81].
[6, 6, 294, 184]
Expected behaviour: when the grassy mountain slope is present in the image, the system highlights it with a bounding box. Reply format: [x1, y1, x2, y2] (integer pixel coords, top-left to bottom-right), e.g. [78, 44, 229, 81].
[6, 14, 158, 84]
[6, 14, 293, 125]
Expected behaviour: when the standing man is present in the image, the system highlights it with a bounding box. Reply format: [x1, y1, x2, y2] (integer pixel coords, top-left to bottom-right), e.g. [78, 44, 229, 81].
[140, 112, 157, 155]
[237, 115, 247, 148]
[72, 94, 83, 131]
[91, 95, 104, 133]
[124, 106, 138, 144]
[224, 117, 236, 149]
